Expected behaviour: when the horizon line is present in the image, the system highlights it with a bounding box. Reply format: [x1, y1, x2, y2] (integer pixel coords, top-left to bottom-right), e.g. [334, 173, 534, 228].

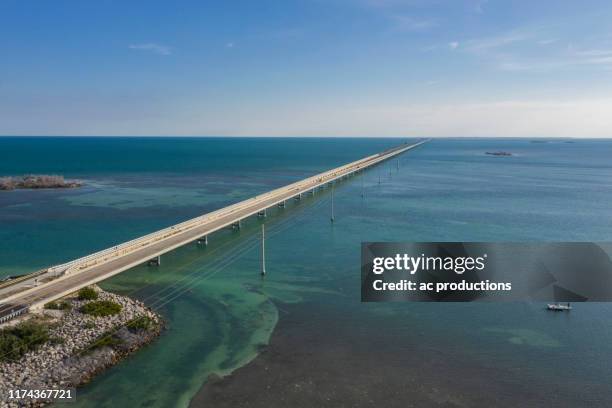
[0, 135, 610, 140]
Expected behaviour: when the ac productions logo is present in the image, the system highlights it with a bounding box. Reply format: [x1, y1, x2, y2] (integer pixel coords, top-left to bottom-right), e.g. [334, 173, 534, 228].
[361, 242, 612, 302]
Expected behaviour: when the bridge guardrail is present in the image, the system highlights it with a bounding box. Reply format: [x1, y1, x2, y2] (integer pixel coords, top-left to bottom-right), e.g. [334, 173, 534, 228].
[58, 150, 388, 275]
[0, 269, 49, 291]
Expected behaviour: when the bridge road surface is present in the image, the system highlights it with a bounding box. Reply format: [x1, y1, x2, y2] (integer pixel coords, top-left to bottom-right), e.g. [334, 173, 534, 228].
[0, 140, 427, 312]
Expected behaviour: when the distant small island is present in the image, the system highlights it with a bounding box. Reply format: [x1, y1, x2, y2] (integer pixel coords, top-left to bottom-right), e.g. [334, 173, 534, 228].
[0, 175, 82, 191]
[485, 151, 513, 157]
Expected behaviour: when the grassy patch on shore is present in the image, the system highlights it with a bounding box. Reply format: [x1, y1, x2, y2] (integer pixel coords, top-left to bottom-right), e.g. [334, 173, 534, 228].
[126, 316, 156, 332]
[44, 300, 72, 311]
[88, 332, 124, 350]
[80, 300, 122, 317]
[78, 287, 99, 301]
[0, 320, 50, 361]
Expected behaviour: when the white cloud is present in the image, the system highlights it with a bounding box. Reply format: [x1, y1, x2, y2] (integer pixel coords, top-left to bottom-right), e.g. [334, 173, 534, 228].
[495, 46, 612, 72]
[464, 30, 532, 53]
[363, 0, 435, 8]
[575, 49, 612, 57]
[537, 39, 557, 46]
[391, 15, 438, 31]
[128, 43, 172, 55]
[450, 26, 612, 72]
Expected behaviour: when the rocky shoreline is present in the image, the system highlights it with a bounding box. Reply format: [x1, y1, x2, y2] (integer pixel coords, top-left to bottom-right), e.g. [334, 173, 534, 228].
[0, 175, 81, 191]
[0, 288, 162, 407]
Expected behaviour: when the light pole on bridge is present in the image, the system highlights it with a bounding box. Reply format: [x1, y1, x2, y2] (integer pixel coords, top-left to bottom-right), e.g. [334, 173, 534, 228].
[330, 183, 335, 223]
[261, 224, 266, 277]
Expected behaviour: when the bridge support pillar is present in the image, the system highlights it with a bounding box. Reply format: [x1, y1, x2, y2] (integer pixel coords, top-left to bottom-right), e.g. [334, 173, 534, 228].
[294, 193, 302, 200]
[197, 235, 208, 245]
[258, 209, 267, 218]
[278, 201, 286, 208]
[148, 256, 161, 266]
[232, 220, 241, 230]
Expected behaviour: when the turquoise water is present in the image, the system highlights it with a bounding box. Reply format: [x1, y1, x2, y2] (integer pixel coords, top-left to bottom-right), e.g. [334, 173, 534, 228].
[2, 137, 612, 406]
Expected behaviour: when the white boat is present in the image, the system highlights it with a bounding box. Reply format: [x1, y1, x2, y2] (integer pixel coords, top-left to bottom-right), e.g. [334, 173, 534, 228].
[547, 302, 572, 311]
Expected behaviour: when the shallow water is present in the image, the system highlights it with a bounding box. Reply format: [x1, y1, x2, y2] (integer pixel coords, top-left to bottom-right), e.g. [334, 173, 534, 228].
[2, 137, 612, 406]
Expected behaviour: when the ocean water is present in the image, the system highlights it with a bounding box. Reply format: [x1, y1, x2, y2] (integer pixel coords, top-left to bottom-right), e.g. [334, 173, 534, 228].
[1, 137, 612, 407]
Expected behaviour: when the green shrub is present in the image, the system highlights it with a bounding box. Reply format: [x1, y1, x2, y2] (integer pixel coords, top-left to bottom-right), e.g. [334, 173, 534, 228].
[77, 287, 98, 301]
[80, 300, 122, 317]
[126, 316, 154, 332]
[44, 301, 72, 310]
[89, 334, 123, 350]
[85, 329, 124, 352]
[84, 321, 95, 329]
[44, 301, 58, 310]
[0, 321, 50, 361]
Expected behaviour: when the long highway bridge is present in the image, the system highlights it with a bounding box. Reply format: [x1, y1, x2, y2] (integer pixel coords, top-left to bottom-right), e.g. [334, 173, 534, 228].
[0, 140, 427, 322]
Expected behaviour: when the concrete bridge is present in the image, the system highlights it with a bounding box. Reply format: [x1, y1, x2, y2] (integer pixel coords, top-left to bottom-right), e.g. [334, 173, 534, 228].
[0, 140, 427, 318]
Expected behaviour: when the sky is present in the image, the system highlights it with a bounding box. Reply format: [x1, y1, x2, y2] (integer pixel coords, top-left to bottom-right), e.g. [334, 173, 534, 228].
[1, 0, 612, 137]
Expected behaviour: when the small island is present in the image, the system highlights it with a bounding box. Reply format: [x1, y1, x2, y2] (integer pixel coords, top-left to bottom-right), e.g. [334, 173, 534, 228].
[0, 175, 81, 191]
[485, 151, 513, 157]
